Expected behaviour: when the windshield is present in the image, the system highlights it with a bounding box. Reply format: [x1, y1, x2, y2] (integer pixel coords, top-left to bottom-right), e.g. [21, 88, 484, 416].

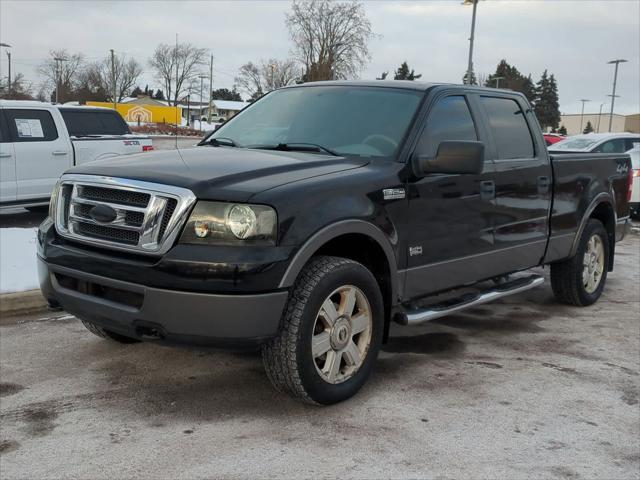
[550, 137, 599, 151]
[208, 86, 424, 157]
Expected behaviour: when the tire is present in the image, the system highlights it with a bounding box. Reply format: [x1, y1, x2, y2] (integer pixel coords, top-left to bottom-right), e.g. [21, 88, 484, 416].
[262, 256, 384, 405]
[80, 320, 140, 344]
[551, 219, 609, 306]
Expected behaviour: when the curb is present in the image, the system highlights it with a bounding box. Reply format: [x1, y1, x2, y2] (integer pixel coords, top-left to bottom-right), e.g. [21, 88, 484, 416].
[0, 289, 48, 321]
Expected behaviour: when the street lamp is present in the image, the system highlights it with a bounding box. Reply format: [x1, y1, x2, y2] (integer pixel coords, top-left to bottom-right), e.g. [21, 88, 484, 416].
[579, 99, 590, 133]
[198, 74, 207, 130]
[607, 59, 627, 132]
[0, 43, 11, 97]
[463, 0, 479, 85]
[596, 102, 606, 133]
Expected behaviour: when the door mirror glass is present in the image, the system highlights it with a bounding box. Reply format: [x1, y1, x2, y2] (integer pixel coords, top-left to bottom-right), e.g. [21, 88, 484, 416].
[414, 140, 484, 175]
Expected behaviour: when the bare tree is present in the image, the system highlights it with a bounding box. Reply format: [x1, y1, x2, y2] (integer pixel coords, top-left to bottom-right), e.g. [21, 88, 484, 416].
[0, 73, 34, 100]
[149, 42, 208, 106]
[286, 0, 374, 82]
[235, 58, 298, 100]
[85, 54, 143, 102]
[37, 49, 85, 103]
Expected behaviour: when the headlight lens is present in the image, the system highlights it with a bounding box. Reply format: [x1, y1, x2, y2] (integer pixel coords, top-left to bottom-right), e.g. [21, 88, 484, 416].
[180, 201, 277, 246]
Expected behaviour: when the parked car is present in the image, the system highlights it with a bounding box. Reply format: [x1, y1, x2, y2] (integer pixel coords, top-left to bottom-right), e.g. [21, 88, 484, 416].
[549, 132, 640, 154]
[628, 146, 640, 218]
[543, 133, 566, 146]
[0, 101, 153, 211]
[38, 81, 632, 405]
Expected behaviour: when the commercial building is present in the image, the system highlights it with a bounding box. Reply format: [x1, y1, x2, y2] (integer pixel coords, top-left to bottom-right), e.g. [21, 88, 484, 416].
[559, 112, 640, 135]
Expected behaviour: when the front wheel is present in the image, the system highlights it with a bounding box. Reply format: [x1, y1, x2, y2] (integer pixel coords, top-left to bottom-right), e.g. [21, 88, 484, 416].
[262, 256, 384, 405]
[551, 219, 609, 306]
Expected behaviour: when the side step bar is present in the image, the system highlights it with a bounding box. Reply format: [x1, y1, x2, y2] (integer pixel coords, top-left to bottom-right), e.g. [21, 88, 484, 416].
[395, 274, 544, 326]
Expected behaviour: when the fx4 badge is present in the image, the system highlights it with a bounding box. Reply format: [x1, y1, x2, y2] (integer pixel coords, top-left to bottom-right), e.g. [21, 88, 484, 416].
[409, 245, 423, 256]
[383, 188, 406, 200]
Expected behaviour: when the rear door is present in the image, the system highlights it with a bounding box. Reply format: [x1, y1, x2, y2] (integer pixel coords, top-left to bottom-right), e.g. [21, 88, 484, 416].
[404, 92, 498, 298]
[475, 93, 552, 271]
[5, 108, 73, 202]
[0, 109, 17, 204]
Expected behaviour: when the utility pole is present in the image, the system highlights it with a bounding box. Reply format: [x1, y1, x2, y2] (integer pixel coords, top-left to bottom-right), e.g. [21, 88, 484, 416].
[607, 59, 627, 132]
[208, 54, 213, 123]
[53, 56, 68, 104]
[174, 33, 179, 109]
[464, 0, 479, 85]
[579, 99, 590, 134]
[198, 74, 206, 130]
[110, 49, 117, 110]
[0, 43, 10, 97]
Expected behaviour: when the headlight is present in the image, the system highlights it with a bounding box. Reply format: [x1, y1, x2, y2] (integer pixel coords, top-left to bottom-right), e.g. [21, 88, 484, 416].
[49, 181, 61, 218]
[180, 201, 277, 246]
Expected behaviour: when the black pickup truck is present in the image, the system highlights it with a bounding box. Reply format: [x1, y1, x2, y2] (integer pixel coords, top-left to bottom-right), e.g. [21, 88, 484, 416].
[38, 81, 632, 405]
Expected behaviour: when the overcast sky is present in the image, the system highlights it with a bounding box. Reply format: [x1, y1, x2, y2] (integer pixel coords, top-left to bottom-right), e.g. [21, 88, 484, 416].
[1, 0, 638, 115]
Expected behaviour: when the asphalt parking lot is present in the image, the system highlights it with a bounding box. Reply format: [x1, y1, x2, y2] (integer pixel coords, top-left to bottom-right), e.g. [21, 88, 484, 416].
[1, 233, 638, 479]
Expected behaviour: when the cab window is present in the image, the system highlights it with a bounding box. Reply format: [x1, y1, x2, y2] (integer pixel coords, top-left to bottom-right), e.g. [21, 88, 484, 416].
[593, 138, 626, 153]
[4, 109, 59, 142]
[481, 96, 534, 160]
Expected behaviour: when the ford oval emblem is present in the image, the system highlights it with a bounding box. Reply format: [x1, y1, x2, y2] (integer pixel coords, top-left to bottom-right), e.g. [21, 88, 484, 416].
[89, 204, 118, 223]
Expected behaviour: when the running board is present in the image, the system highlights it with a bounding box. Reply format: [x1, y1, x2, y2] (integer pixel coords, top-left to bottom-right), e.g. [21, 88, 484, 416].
[395, 274, 544, 326]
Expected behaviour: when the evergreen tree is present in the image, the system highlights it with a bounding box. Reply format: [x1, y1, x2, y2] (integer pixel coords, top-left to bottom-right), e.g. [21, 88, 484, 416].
[211, 88, 243, 101]
[394, 61, 421, 81]
[130, 86, 143, 97]
[533, 70, 561, 131]
[144, 84, 150, 95]
[153, 89, 165, 100]
[485, 60, 535, 102]
[583, 121, 594, 134]
[462, 70, 477, 85]
[558, 125, 567, 136]
[376, 71, 388, 80]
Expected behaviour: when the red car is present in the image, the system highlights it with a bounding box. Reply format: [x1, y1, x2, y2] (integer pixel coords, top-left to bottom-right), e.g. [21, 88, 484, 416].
[543, 133, 566, 146]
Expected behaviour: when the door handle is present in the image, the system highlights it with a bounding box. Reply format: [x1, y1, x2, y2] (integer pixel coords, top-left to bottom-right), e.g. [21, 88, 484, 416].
[0, 152, 11, 158]
[480, 180, 495, 200]
[537, 176, 551, 194]
[52, 151, 68, 156]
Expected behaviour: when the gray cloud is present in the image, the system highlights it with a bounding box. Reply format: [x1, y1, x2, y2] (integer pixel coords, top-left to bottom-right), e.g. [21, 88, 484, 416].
[1, 0, 638, 114]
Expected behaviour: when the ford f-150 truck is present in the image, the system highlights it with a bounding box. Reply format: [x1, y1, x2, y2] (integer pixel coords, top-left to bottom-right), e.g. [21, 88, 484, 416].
[0, 101, 153, 211]
[37, 81, 632, 405]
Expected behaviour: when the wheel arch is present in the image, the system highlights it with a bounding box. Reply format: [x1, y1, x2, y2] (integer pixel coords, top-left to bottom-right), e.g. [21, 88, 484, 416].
[570, 193, 616, 271]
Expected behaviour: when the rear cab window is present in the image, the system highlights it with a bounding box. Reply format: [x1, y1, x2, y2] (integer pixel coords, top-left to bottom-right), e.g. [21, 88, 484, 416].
[480, 96, 535, 160]
[60, 109, 131, 137]
[4, 109, 59, 142]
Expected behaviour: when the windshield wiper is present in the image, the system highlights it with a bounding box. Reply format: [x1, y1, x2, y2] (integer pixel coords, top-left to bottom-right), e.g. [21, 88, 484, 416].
[208, 137, 240, 148]
[251, 142, 340, 157]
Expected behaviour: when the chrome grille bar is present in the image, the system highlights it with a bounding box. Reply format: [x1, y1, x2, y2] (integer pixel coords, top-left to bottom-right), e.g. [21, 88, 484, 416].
[54, 174, 197, 255]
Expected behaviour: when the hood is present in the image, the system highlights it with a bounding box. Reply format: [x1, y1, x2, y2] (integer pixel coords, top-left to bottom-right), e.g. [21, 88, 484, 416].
[68, 146, 368, 202]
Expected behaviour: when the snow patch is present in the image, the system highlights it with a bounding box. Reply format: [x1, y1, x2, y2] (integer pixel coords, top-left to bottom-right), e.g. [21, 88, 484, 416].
[0, 228, 39, 294]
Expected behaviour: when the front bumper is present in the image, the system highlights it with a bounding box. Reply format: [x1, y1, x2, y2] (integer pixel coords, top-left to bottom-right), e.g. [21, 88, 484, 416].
[38, 257, 289, 349]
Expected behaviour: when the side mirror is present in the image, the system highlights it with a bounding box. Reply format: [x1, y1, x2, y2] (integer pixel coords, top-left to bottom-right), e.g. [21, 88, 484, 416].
[414, 140, 484, 176]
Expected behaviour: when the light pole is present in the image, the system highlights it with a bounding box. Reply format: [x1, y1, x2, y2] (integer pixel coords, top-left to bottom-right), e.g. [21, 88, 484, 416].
[607, 59, 627, 132]
[53, 56, 68, 104]
[493, 76, 505, 88]
[579, 99, 590, 134]
[596, 103, 605, 133]
[0, 43, 11, 96]
[463, 0, 479, 85]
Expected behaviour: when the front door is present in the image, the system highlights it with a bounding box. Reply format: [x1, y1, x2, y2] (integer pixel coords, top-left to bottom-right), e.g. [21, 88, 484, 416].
[5, 108, 72, 202]
[404, 93, 497, 299]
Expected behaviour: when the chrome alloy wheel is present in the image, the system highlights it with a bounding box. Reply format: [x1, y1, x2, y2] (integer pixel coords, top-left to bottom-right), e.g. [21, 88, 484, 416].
[311, 285, 373, 384]
[583, 234, 605, 294]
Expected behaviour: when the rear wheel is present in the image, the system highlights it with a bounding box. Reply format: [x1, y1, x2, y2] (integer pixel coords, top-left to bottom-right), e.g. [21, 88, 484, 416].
[551, 219, 609, 306]
[262, 256, 384, 405]
[80, 320, 140, 344]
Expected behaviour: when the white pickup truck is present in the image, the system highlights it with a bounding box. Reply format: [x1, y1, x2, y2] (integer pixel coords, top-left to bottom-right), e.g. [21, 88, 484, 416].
[0, 101, 153, 211]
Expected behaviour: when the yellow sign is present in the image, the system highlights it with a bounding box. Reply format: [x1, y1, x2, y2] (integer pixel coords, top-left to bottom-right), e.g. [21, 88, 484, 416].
[86, 102, 182, 125]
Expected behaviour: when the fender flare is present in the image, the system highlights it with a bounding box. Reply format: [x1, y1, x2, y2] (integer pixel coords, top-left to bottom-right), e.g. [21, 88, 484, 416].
[569, 192, 615, 258]
[278, 219, 400, 304]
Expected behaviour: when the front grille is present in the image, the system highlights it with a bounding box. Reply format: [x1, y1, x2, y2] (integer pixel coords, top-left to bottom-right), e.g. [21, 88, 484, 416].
[76, 222, 140, 245]
[54, 175, 196, 255]
[80, 185, 150, 207]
